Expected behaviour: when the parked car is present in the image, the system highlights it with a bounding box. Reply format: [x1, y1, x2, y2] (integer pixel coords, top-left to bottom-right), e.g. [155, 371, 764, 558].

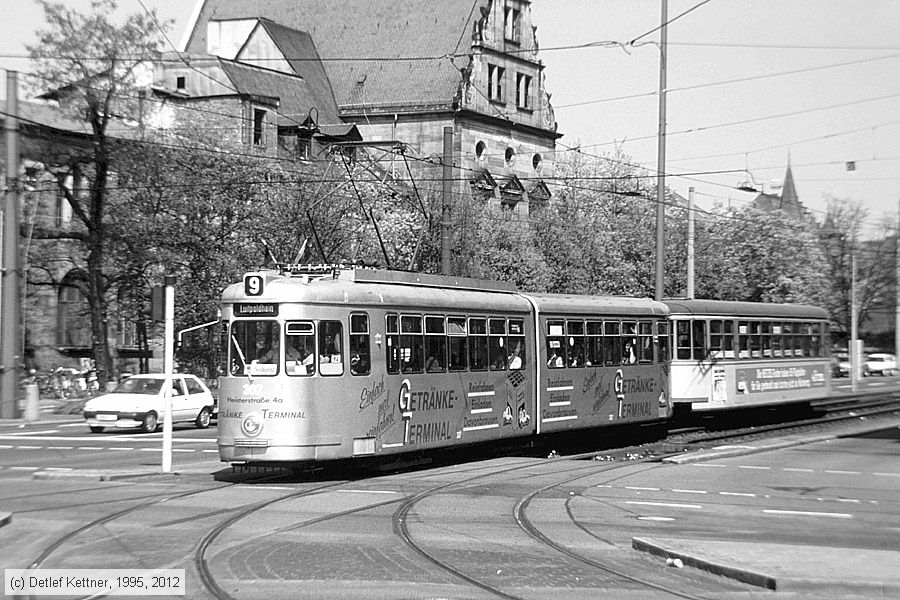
[83, 374, 217, 433]
[832, 353, 851, 378]
[864, 353, 897, 377]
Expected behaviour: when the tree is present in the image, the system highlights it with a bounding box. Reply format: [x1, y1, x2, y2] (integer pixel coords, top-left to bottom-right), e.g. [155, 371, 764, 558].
[27, 0, 170, 385]
[818, 196, 896, 344]
[693, 204, 829, 305]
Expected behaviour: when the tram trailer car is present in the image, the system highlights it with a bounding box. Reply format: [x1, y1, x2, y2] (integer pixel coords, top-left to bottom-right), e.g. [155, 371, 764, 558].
[664, 299, 831, 415]
[217, 266, 671, 465]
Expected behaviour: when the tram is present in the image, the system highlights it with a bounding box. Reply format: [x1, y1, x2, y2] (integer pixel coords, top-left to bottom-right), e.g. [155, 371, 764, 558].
[217, 265, 671, 464]
[664, 299, 831, 414]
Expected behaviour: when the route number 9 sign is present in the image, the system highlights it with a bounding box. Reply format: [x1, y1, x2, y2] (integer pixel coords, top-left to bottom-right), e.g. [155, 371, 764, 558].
[244, 272, 264, 296]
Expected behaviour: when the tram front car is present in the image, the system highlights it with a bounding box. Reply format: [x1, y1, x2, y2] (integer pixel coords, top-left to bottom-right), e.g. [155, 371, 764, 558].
[218, 269, 363, 463]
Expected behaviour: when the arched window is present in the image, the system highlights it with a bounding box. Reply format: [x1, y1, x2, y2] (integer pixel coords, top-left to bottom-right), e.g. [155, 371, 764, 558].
[58, 273, 92, 348]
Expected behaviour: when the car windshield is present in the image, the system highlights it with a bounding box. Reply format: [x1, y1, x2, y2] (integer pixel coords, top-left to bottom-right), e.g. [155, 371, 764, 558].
[116, 377, 164, 394]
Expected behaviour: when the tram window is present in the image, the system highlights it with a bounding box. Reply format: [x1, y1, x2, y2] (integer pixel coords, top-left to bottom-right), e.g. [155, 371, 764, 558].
[285, 321, 315, 376]
[586, 321, 603, 366]
[568, 320, 586, 367]
[508, 318, 525, 370]
[690, 320, 706, 361]
[675, 320, 691, 360]
[546, 319, 565, 368]
[749, 322, 761, 358]
[710, 320, 735, 360]
[760, 322, 773, 357]
[638, 321, 653, 363]
[318, 320, 343, 376]
[489, 318, 508, 370]
[448, 317, 468, 371]
[400, 315, 424, 373]
[621, 321, 638, 365]
[656, 321, 669, 362]
[807, 323, 822, 356]
[219, 322, 228, 376]
[349, 313, 370, 376]
[386, 314, 400, 374]
[738, 321, 749, 359]
[425, 316, 446, 373]
[229, 320, 279, 376]
[469, 317, 488, 371]
[604, 321, 622, 366]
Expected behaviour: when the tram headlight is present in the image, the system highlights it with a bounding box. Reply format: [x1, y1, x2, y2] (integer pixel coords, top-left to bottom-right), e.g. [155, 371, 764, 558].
[241, 412, 263, 437]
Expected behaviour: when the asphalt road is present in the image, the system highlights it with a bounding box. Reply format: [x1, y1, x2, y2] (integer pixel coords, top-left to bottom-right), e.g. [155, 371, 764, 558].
[1, 408, 898, 599]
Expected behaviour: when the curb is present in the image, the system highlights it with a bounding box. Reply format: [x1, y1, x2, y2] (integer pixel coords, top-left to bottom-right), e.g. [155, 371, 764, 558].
[32, 469, 177, 482]
[633, 537, 900, 596]
[632, 537, 776, 590]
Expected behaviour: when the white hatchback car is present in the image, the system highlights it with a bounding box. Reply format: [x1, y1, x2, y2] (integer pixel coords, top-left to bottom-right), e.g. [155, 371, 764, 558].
[83, 374, 216, 433]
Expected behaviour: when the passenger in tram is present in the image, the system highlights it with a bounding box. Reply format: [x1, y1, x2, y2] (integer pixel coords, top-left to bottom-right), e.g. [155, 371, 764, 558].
[286, 341, 314, 374]
[622, 339, 637, 365]
[424, 354, 443, 372]
[569, 344, 586, 367]
[508, 343, 523, 369]
[547, 349, 563, 368]
[257, 339, 279, 364]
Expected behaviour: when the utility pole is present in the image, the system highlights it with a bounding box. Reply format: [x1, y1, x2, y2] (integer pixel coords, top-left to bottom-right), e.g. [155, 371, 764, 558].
[686, 187, 695, 299]
[895, 197, 899, 364]
[850, 254, 859, 392]
[654, 0, 668, 301]
[2, 71, 21, 419]
[441, 127, 453, 275]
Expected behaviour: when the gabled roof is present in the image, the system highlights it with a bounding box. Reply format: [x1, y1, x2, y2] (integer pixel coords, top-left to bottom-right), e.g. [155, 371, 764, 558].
[256, 20, 338, 116]
[218, 58, 341, 126]
[185, 0, 488, 112]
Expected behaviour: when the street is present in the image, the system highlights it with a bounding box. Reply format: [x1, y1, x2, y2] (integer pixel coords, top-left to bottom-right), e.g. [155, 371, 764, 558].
[1, 407, 898, 599]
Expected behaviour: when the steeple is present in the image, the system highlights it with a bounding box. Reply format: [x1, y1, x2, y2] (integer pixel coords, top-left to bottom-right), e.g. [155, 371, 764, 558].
[781, 153, 798, 207]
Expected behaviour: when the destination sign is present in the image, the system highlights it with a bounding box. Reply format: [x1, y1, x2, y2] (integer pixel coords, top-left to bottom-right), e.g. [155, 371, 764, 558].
[234, 303, 279, 317]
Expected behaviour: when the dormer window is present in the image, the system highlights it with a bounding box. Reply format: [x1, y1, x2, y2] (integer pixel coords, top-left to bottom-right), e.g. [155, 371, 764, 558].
[504, 5, 521, 43]
[253, 108, 266, 146]
[176, 76, 186, 91]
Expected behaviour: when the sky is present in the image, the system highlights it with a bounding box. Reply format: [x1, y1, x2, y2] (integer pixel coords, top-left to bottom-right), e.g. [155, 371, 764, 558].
[2, 0, 900, 235]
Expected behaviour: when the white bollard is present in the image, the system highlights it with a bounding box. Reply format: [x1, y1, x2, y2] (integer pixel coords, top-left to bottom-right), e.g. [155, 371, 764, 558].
[23, 383, 40, 422]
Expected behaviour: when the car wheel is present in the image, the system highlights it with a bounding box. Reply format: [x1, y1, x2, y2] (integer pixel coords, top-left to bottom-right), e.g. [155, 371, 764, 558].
[195, 407, 211, 429]
[140, 412, 158, 433]
[89, 426, 104, 433]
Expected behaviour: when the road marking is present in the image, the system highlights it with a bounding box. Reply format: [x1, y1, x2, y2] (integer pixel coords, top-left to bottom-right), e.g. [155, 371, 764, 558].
[109, 447, 134, 451]
[691, 463, 726, 468]
[626, 501, 703, 509]
[338, 489, 398, 494]
[783, 468, 814, 472]
[16, 445, 42, 450]
[720, 491, 756, 497]
[763, 509, 852, 519]
[78, 447, 103, 450]
[825, 470, 860, 475]
[5, 429, 60, 435]
[10, 466, 39, 471]
[201, 449, 218, 453]
[873, 472, 900, 477]
[672, 489, 708, 494]
[738, 465, 770, 470]
[637, 516, 676, 521]
[625, 486, 659, 491]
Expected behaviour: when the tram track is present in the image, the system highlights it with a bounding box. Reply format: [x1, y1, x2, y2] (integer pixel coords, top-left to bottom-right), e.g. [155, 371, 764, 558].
[19, 470, 336, 600]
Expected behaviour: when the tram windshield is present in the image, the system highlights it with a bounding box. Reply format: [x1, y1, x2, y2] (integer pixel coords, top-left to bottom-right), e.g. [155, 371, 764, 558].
[230, 320, 279, 376]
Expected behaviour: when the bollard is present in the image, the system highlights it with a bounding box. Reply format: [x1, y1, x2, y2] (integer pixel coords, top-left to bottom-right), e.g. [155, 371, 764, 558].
[23, 383, 40, 422]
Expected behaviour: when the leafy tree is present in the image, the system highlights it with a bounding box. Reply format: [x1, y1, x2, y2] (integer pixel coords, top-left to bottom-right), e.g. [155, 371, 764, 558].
[818, 196, 896, 343]
[26, 0, 169, 385]
[693, 204, 829, 304]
